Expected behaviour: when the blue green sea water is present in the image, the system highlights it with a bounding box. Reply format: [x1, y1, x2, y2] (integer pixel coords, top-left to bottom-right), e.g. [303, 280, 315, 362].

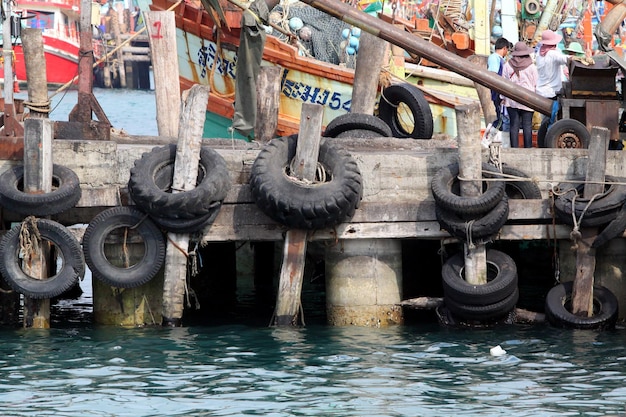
[1, 88, 625, 416]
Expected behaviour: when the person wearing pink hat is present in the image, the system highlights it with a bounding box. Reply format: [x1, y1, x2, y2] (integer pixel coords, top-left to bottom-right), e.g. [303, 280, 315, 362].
[502, 41, 538, 148]
[536, 29, 569, 99]
[535, 29, 570, 146]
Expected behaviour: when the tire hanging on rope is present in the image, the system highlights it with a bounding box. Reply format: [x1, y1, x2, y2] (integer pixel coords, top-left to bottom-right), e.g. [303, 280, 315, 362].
[83, 206, 166, 289]
[0, 217, 85, 299]
[249, 135, 363, 230]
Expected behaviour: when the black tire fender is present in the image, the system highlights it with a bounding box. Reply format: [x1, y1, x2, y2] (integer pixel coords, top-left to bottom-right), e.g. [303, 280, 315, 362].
[250, 135, 363, 230]
[324, 113, 392, 138]
[83, 206, 166, 288]
[545, 281, 618, 330]
[378, 83, 434, 139]
[0, 218, 84, 299]
[545, 118, 590, 149]
[553, 176, 626, 227]
[335, 129, 384, 139]
[442, 249, 518, 306]
[431, 162, 506, 216]
[150, 202, 222, 234]
[435, 196, 509, 242]
[0, 164, 82, 216]
[501, 165, 543, 199]
[128, 144, 231, 219]
[445, 288, 519, 322]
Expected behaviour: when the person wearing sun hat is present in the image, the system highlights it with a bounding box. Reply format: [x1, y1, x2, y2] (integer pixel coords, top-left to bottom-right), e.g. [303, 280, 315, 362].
[502, 41, 538, 148]
[535, 29, 570, 99]
[564, 41, 585, 57]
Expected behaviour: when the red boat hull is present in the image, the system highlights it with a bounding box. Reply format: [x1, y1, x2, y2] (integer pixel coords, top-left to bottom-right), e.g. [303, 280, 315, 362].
[12, 35, 79, 85]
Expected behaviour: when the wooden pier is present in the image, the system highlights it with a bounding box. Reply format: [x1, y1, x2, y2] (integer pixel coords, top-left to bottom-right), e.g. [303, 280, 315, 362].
[0, 133, 623, 327]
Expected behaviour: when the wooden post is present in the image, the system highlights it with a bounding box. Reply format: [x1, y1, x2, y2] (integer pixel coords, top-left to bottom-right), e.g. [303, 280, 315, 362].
[161, 85, 210, 326]
[456, 103, 487, 285]
[351, 32, 386, 115]
[272, 103, 323, 326]
[21, 27, 53, 328]
[22, 29, 50, 117]
[145, 11, 180, 138]
[571, 126, 609, 316]
[22, 118, 54, 329]
[254, 66, 282, 143]
[110, 11, 127, 88]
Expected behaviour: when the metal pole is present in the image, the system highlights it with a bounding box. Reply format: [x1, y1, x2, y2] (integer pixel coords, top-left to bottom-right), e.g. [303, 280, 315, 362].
[3, 0, 14, 107]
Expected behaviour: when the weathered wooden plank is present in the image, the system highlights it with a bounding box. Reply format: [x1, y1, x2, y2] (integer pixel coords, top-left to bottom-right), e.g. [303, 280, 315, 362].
[161, 85, 210, 326]
[273, 103, 324, 326]
[572, 127, 609, 317]
[457, 103, 487, 285]
[22, 118, 53, 329]
[201, 216, 574, 242]
[254, 66, 281, 143]
[145, 11, 180, 137]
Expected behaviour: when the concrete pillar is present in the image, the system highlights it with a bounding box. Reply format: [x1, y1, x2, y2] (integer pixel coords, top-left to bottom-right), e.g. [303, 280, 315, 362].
[325, 239, 403, 327]
[93, 242, 164, 326]
[559, 238, 626, 320]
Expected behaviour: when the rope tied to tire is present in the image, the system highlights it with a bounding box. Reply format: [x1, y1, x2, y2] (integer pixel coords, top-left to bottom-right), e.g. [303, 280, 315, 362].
[464, 219, 476, 249]
[19, 216, 42, 261]
[550, 182, 607, 249]
[488, 142, 502, 172]
[379, 89, 399, 108]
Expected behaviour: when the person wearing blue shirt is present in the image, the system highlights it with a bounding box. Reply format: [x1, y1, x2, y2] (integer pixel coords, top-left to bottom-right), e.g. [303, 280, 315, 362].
[488, 37, 511, 131]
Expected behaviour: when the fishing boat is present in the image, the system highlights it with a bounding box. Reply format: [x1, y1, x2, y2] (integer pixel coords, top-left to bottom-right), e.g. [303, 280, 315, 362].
[4, 0, 84, 85]
[148, 0, 613, 140]
[148, 0, 486, 139]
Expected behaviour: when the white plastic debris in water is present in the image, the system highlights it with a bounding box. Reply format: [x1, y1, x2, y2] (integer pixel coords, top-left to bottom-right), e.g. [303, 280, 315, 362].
[490, 345, 506, 356]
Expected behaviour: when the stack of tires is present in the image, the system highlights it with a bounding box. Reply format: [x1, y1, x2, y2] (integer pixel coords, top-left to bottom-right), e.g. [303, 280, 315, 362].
[249, 135, 363, 230]
[127, 144, 231, 234]
[431, 162, 509, 245]
[544, 176, 624, 329]
[442, 250, 519, 322]
[431, 162, 515, 322]
[81, 144, 231, 289]
[0, 164, 85, 299]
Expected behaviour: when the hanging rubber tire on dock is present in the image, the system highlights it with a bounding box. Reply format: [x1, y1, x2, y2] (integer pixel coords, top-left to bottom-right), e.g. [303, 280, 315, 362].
[83, 206, 166, 288]
[0, 164, 82, 216]
[323, 112, 392, 138]
[553, 176, 626, 227]
[431, 162, 506, 216]
[500, 165, 542, 200]
[148, 202, 223, 234]
[432, 161, 518, 323]
[545, 281, 618, 330]
[0, 218, 85, 299]
[249, 135, 363, 230]
[378, 83, 434, 139]
[128, 144, 231, 220]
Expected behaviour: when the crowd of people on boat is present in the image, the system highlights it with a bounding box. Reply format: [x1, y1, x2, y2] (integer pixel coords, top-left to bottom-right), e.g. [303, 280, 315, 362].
[488, 29, 595, 149]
